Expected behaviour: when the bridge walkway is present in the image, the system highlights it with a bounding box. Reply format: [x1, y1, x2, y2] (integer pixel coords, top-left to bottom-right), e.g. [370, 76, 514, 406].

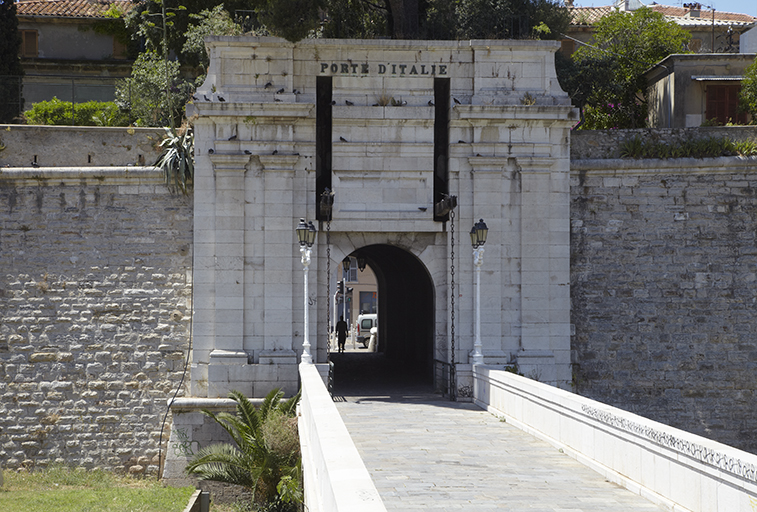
[330, 353, 666, 512]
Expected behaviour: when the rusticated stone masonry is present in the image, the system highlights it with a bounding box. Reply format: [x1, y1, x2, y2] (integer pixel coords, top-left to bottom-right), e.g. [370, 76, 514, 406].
[0, 168, 192, 474]
[571, 156, 757, 455]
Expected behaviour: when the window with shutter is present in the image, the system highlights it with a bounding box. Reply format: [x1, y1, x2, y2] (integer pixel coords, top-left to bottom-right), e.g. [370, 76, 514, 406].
[20, 30, 38, 58]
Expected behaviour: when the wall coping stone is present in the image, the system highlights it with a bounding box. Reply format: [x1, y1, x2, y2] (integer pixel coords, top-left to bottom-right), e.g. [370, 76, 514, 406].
[0, 166, 164, 185]
[571, 155, 757, 175]
[169, 397, 264, 412]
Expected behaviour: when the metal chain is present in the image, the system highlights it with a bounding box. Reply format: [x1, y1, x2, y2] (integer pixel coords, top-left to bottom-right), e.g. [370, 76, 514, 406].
[449, 209, 457, 402]
[326, 219, 331, 362]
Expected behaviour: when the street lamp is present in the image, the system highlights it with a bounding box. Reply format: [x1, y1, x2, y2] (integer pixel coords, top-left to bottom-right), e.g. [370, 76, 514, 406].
[341, 257, 351, 323]
[357, 256, 366, 272]
[470, 219, 488, 365]
[297, 218, 317, 364]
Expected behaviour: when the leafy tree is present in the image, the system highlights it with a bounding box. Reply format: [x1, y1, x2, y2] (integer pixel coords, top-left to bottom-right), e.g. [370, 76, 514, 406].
[562, 7, 690, 129]
[182, 5, 242, 70]
[325, 0, 569, 41]
[738, 58, 757, 122]
[452, 0, 569, 40]
[92, 4, 141, 60]
[0, 0, 24, 123]
[186, 389, 302, 511]
[115, 50, 196, 127]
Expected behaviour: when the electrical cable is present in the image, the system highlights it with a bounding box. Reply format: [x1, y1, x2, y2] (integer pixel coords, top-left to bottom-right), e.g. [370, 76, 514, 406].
[157, 241, 194, 479]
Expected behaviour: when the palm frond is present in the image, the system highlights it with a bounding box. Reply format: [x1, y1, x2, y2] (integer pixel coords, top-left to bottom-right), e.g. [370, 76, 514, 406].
[278, 389, 301, 417]
[155, 125, 194, 195]
[259, 388, 284, 421]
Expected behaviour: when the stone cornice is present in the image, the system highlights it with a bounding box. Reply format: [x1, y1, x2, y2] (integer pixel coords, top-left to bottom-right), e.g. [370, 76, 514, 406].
[455, 105, 578, 123]
[210, 152, 251, 172]
[258, 154, 300, 171]
[187, 102, 314, 119]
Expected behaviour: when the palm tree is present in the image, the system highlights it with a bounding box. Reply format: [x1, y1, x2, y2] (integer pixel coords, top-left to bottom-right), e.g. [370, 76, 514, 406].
[185, 388, 302, 510]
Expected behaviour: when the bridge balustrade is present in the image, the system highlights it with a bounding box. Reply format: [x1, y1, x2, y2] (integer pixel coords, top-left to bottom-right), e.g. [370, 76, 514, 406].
[473, 366, 757, 512]
[298, 362, 387, 512]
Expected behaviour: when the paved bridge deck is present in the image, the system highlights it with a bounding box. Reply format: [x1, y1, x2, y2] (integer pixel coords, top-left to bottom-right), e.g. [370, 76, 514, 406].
[331, 354, 665, 511]
[335, 393, 666, 511]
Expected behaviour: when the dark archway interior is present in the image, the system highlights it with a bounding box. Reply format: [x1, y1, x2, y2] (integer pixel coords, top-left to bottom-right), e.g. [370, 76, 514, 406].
[332, 244, 435, 394]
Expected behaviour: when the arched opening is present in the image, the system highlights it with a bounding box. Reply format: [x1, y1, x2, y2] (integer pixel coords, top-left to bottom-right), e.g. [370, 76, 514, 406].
[331, 244, 436, 393]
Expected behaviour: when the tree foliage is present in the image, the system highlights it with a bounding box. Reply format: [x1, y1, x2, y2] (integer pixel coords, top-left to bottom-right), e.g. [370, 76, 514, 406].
[0, 0, 24, 123]
[115, 50, 197, 127]
[560, 7, 690, 129]
[738, 58, 757, 122]
[323, 0, 569, 40]
[182, 5, 242, 70]
[186, 389, 302, 511]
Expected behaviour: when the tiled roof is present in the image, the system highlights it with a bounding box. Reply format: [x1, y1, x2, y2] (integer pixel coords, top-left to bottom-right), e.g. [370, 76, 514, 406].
[16, 0, 134, 19]
[569, 3, 757, 27]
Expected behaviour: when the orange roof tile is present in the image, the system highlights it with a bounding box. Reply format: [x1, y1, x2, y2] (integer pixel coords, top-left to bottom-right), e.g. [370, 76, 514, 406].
[16, 0, 134, 19]
[569, 3, 757, 26]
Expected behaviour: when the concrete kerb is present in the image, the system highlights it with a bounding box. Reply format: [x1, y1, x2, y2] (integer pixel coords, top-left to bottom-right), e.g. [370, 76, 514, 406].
[298, 362, 386, 512]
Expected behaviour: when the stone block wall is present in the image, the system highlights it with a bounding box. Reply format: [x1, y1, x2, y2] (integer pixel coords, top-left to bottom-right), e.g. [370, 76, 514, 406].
[0, 125, 164, 168]
[570, 156, 757, 454]
[570, 126, 757, 160]
[0, 167, 192, 473]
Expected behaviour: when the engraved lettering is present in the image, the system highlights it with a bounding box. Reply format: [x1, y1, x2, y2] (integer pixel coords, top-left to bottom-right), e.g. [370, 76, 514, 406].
[321, 63, 329, 73]
[351, 63, 358, 73]
[378, 64, 386, 74]
[399, 64, 407, 75]
[410, 65, 418, 75]
[341, 63, 349, 73]
[391, 64, 397, 74]
[421, 65, 428, 75]
[362, 63, 370, 74]
[331, 63, 338, 73]
[439, 65, 447, 75]
[431, 64, 436, 75]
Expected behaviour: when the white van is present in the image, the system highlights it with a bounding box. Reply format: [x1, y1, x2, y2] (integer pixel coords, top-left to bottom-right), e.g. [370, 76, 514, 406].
[356, 313, 377, 348]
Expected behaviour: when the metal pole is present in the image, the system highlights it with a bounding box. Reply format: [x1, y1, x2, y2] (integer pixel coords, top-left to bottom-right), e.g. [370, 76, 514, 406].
[472, 247, 484, 365]
[301, 246, 313, 364]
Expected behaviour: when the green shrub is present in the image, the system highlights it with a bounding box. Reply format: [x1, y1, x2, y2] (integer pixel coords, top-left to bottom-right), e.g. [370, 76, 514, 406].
[24, 98, 129, 126]
[618, 136, 757, 159]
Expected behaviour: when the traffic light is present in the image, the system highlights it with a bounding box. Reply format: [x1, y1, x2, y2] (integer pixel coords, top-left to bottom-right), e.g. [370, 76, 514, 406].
[338, 281, 344, 295]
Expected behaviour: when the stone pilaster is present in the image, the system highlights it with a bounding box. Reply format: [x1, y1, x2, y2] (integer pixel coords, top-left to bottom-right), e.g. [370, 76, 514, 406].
[207, 153, 250, 396]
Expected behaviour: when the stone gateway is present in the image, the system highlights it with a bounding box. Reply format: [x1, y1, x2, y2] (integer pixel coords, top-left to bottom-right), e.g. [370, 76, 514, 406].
[185, 37, 577, 400]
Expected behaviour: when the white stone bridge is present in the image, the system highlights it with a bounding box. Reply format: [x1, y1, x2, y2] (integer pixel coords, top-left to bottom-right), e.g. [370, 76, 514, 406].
[299, 360, 757, 512]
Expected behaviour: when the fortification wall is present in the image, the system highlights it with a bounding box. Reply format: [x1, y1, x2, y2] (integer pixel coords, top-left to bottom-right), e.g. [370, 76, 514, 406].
[2, 124, 757, 473]
[571, 155, 757, 454]
[0, 125, 164, 168]
[0, 166, 192, 473]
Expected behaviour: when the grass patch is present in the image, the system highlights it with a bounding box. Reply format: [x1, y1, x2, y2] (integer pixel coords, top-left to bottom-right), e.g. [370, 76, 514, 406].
[0, 466, 195, 512]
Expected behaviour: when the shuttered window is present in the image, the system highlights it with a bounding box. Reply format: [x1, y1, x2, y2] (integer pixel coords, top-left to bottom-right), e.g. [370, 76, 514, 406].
[20, 30, 38, 58]
[705, 84, 747, 125]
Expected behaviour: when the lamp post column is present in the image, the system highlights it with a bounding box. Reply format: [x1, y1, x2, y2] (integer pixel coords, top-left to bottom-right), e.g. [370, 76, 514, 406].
[301, 245, 313, 364]
[470, 218, 488, 366]
[472, 246, 484, 365]
[296, 219, 316, 364]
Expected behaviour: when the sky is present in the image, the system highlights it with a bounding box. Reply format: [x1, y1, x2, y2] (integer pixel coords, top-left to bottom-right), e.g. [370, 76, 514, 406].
[572, 0, 757, 17]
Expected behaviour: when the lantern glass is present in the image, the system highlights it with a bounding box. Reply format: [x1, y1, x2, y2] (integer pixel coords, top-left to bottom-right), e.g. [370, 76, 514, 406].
[306, 221, 316, 247]
[296, 218, 309, 246]
[357, 257, 366, 272]
[475, 219, 488, 246]
[342, 258, 351, 273]
[470, 225, 478, 248]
